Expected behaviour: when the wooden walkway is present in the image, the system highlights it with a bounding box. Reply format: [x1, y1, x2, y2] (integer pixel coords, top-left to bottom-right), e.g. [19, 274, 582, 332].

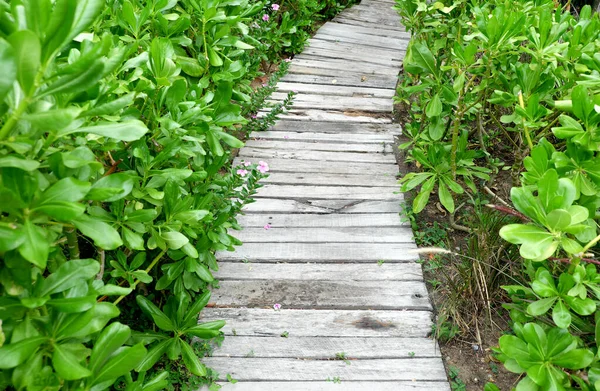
[201, 0, 450, 389]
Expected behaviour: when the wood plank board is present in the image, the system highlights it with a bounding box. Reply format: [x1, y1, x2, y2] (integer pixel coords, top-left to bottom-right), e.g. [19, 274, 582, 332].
[259, 172, 398, 187]
[211, 280, 430, 310]
[297, 49, 402, 67]
[332, 15, 406, 31]
[214, 262, 422, 281]
[210, 382, 450, 391]
[334, 14, 403, 28]
[242, 199, 404, 214]
[200, 308, 432, 337]
[249, 130, 395, 143]
[307, 39, 404, 61]
[288, 64, 396, 79]
[203, 357, 447, 382]
[217, 242, 418, 262]
[259, 109, 393, 123]
[239, 147, 395, 164]
[255, 185, 401, 200]
[275, 82, 396, 98]
[313, 32, 408, 50]
[210, 336, 440, 358]
[271, 93, 393, 112]
[234, 227, 413, 243]
[291, 58, 400, 76]
[318, 22, 408, 38]
[281, 73, 397, 89]
[234, 157, 399, 175]
[245, 139, 393, 153]
[270, 120, 400, 134]
[237, 213, 405, 227]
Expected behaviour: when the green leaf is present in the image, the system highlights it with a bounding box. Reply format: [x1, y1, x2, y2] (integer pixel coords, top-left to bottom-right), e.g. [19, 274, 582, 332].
[57, 303, 120, 338]
[0, 156, 39, 171]
[180, 340, 206, 376]
[39, 177, 91, 204]
[136, 296, 175, 331]
[87, 173, 135, 202]
[406, 42, 438, 77]
[0, 38, 16, 101]
[161, 231, 189, 250]
[0, 337, 47, 369]
[22, 108, 81, 131]
[47, 296, 96, 313]
[183, 325, 221, 339]
[425, 94, 443, 117]
[438, 180, 455, 213]
[136, 339, 170, 372]
[18, 220, 49, 269]
[546, 209, 571, 232]
[527, 297, 556, 316]
[216, 130, 244, 148]
[89, 322, 130, 374]
[552, 300, 571, 329]
[8, 30, 41, 94]
[32, 201, 85, 221]
[499, 224, 558, 260]
[552, 348, 594, 369]
[57, 120, 149, 142]
[91, 343, 146, 385]
[52, 343, 92, 380]
[73, 215, 123, 250]
[40, 258, 99, 296]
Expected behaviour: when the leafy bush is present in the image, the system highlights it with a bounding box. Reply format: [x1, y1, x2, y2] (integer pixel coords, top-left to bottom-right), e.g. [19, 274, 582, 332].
[0, 0, 356, 389]
[395, 0, 600, 389]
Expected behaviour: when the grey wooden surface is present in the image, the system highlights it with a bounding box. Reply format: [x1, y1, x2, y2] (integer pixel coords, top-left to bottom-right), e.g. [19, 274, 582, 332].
[200, 1, 450, 389]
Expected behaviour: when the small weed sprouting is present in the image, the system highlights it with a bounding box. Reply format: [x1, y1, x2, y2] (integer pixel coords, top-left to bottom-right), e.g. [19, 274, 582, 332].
[449, 366, 467, 391]
[280, 331, 289, 338]
[408, 351, 416, 358]
[326, 377, 342, 384]
[334, 352, 351, 365]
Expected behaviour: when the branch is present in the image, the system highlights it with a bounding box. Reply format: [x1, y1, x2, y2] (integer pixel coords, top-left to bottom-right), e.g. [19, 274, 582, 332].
[486, 204, 529, 222]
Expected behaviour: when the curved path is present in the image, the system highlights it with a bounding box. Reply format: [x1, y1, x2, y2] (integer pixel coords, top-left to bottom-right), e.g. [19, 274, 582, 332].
[201, 0, 450, 389]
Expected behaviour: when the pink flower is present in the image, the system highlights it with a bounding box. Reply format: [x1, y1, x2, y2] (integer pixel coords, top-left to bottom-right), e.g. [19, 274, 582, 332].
[262, 14, 269, 21]
[244, 161, 252, 167]
[284, 58, 292, 63]
[251, 114, 257, 119]
[272, 3, 279, 10]
[273, 303, 282, 310]
[237, 169, 248, 177]
[283, 135, 289, 139]
[264, 223, 271, 230]
[258, 161, 269, 173]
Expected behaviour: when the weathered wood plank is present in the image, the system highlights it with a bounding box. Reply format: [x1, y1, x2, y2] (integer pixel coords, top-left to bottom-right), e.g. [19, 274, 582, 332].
[318, 21, 408, 38]
[307, 39, 404, 61]
[331, 16, 405, 31]
[211, 280, 430, 310]
[259, 109, 392, 123]
[249, 130, 394, 143]
[275, 82, 396, 98]
[239, 148, 396, 164]
[334, 14, 403, 28]
[210, 336, 440, 358]
[214, 262, 422, 281]
[281, 73, 397, 89]
[203, 357, 447, 381]
[288, 64, 396, 80]
[235, 157, 398, 175]
[297, 50, 401, 67]
[245, 139, 393, 154]
[209, 382, 451, 391]
[255, 185, 401, 200]
[270, 120, 400, 134]
[238, 213, 405, 227]
[270, 93, 393, 112]
[260, 172, 398, 187]
[242, 199, 404, 214]
[217, 243, 418, 262]
[200, 308, 432, 337]
[313, 32, 408, 50]
[291, 58, 400, 76]
[234, 227, 413, 243]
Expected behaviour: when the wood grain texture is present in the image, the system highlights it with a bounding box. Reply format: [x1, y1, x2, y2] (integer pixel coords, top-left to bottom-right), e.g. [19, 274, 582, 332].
[211, 280, 430, 310]
[245, 139, 393, 153]
[259, 172, 398, 187]
[281, 73, 397, 89]
[239, 147, 396, 164]
[234, 157, 399, 175]
[259, 109, 393, 123]
[208, 382, 450, 391]
[269, 120, 400, 134]
[307, 38, 404, 60]
[291, 58, 400, 76]
[242, 199, 404, 214]
[209, 336, 440, 358]
[237, 213, 406, 227]
[214, 262, 422, 281]
[200, 308, 432, 337]
[275, 82, 396, 98]
[318, 21, 408, 38]
[249, 130, 395, 143]
[254, 185, 401, 200]
[233, 227, 414, 243]
[268, 93, 393, 112]
[217, 242, 419, 262]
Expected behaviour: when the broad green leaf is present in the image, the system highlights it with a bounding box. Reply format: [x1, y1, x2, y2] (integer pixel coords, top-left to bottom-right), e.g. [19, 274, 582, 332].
[58, 303, 120, 339]
[7, 30, 41, 94]
[546, 209, 571, 231]
[73, 216, 123, 250]
[136, 296, 175, 331]
[39, 177, 91, 204]
[89, 322, 130, 374]
[47, 296, 96, 313]
[87, 173, 135, 202]
[499, 224, 557, 260]
[22, 108, 81, 131]
[40, 258, 99, 296]
[180, 340, 206, 376]
[552, 300, 571, 329]
[553, 348, 594, 369]
[58, 120, 149, 142]
[161, 231, 189, 250]
[52, 343, 92, 380]
[91, 343, 146, 385]
[32, 201, 85, 221]
[0, 156, 40, 171]
[0, 38, 16, 101]
[527, 297, 556, 316]
[136, 339, 171, 372]
[18, 220, 49, 269]
[438, 180, 454, 213]
[183, 325, 221, 339]
[425, 94, 443, 117]
[67, 0, 104, 43]
[406, 42, 438, 77]
[0, 337, 47, 369]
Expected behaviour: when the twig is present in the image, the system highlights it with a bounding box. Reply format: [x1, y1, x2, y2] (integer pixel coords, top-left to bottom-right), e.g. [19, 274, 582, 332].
[550, 257, 600, 266]
[486, 204, 529, 222]
[96, 249, 105, 280]
[449, 212, 470, 233]
[483, 186, 510, 207]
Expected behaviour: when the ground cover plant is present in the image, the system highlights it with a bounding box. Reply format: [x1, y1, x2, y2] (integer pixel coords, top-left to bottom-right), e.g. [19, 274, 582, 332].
[0, 0, 357, 390]
[395, 0, 600, 389]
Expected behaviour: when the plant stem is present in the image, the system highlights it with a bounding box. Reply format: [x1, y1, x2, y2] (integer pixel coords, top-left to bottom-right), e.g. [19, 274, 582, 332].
[582, 233, 600, 254]
[113, 249, 167, 305]
[518, 91, 534, 151]
[65, 227, 80, 260]
[0, 98, 29, 141]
